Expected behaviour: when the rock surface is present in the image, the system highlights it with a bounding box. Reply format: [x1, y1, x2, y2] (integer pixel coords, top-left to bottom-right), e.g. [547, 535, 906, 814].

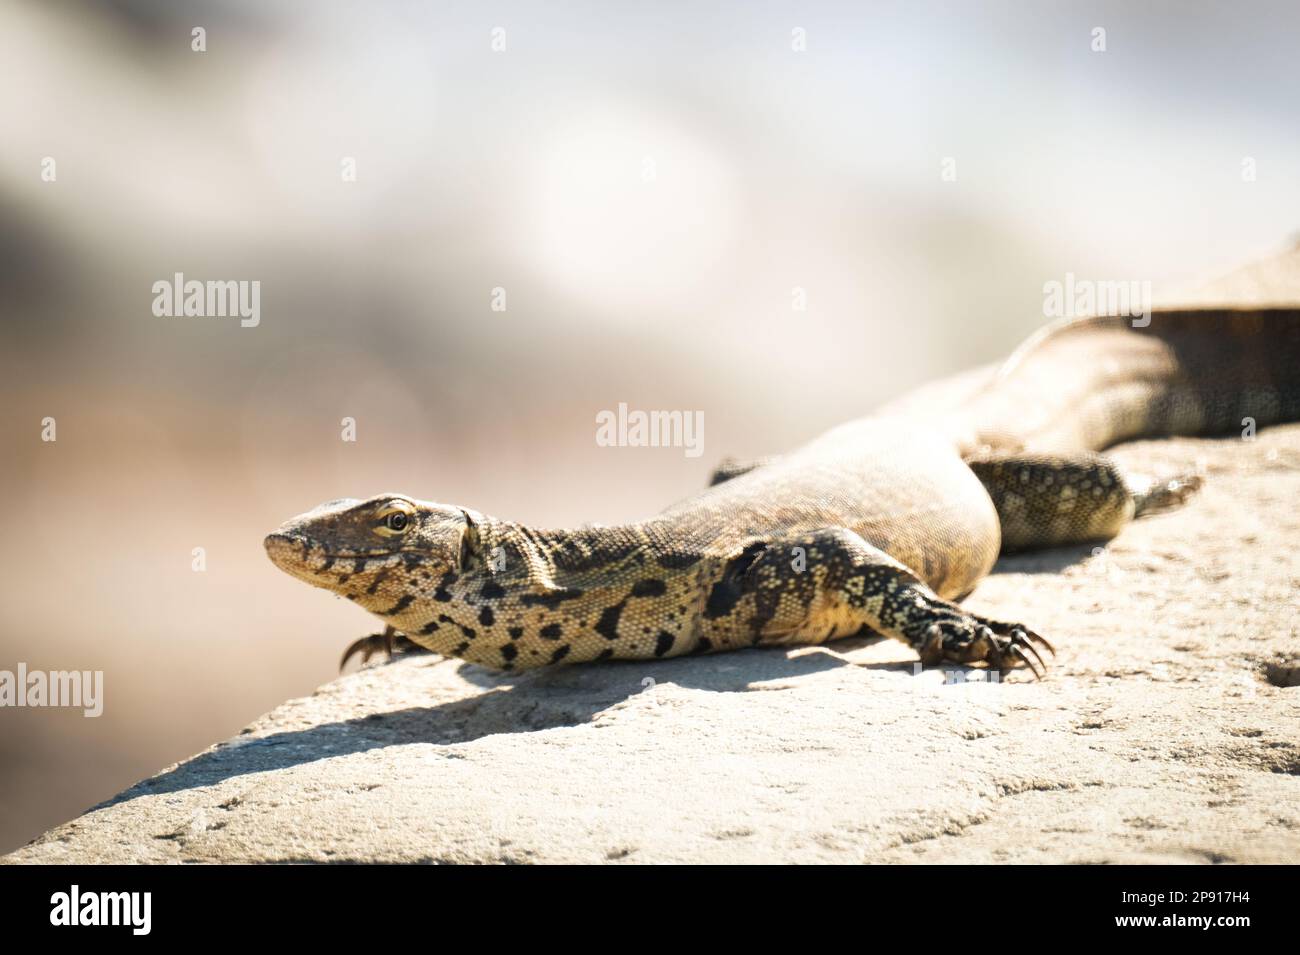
[6, 419, 1299, 864]
[7, 249, 1300, 865]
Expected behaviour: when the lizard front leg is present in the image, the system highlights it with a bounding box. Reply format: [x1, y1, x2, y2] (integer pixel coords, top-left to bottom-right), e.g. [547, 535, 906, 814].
[725, 528, 1053, 677]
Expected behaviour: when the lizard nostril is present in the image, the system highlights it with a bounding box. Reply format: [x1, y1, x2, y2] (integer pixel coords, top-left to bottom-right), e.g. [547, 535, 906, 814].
[263, 533, 306, 559]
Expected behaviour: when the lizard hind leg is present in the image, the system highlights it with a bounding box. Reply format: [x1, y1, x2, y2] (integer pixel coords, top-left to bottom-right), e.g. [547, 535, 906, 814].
[967, 451, 1201, 553]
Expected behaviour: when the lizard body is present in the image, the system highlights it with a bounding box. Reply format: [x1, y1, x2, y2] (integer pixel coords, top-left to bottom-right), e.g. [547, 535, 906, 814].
[265, 307, 1300, 677]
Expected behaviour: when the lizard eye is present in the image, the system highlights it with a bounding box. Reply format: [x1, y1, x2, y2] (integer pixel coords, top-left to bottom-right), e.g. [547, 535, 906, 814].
[375, 504, 414, 537]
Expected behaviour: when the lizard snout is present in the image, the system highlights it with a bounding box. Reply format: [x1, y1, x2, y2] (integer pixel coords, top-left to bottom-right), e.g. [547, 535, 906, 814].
[263, 532, 306, 565]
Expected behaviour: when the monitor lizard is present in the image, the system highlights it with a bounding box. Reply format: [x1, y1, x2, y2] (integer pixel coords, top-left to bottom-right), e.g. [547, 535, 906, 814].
[264, 307, 1300, 678]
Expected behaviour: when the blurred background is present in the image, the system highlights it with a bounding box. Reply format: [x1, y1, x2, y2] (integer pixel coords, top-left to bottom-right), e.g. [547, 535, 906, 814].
[1, 0, 1298, 852]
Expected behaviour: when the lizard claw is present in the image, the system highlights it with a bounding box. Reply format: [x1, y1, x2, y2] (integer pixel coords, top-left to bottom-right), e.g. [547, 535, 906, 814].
[1006, 643, 1042, 680]
[988, 623, 1054, 679]
[1010, 628, 1048, 676]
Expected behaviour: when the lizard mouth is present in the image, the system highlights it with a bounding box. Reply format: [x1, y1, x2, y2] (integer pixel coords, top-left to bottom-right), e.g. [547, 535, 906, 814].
[263, 533, 327, 579]
[263, 533, 408, 581]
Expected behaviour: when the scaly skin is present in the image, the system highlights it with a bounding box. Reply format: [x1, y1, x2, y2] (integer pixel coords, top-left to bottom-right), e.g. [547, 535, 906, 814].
[265, 308, 1300, 678]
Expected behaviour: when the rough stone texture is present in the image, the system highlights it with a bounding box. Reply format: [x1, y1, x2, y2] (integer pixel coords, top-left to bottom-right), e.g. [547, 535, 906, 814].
[6, 419, 1299, 864]
[6, 248, 1299, 865]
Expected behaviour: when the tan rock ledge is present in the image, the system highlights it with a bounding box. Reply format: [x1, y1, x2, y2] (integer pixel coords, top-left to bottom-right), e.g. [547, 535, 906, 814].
[6, 421, 1299, 864]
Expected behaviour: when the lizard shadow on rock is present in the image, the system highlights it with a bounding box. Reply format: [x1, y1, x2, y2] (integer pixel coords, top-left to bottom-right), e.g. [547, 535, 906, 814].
[989, 543, 1096, 575]
[453, 643, 863, 691]
[100, 647, 862, 807]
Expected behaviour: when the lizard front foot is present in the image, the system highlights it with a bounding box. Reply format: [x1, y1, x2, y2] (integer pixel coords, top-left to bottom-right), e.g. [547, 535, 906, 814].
[340, 628, 396, 671]
[340, 624, 436, 671]
[917, 615, 1055, 679]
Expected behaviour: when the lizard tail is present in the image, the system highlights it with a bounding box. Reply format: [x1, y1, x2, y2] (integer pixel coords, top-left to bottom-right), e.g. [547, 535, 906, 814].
[965, 307, 1300, 454]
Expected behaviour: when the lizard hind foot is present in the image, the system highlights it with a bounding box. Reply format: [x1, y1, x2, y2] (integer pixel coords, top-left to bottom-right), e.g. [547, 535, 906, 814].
[1132, 471, 1203, 518]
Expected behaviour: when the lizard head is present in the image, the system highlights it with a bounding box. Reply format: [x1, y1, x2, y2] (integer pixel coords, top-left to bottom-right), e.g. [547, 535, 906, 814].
[263, 494, 478, 602]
